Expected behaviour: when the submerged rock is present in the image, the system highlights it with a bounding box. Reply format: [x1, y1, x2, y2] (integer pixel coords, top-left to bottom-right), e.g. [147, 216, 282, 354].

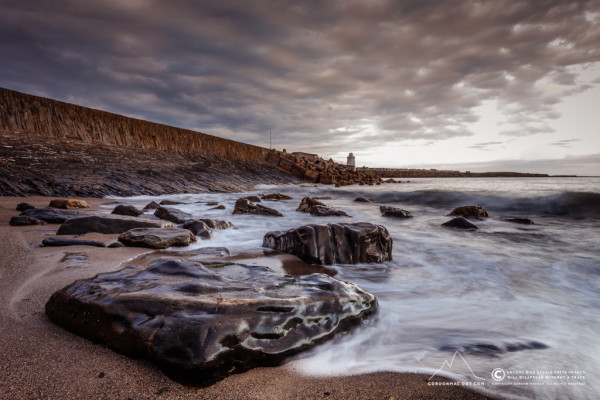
[380, 206, 412, 218]
[20, 207, 91, 224]
[10, 216, 46, 226]
[142, 201, 160, 211]
[504, 217, 534, 225]
[263, 222, 392, 265]
[196, 219, 234, 230]
[182, 220, 214, 240]
[119, 228, 196, 249]
[16, 202, 35, 211]
[57, 215, 171, 235]
[160, 200, 186, 205]
[241, 196, 261, 203]
[441, 217, 478, 230]
[42, 237, 106, 247]
[154, 206, 193, 224]
[233, 199, 282, 217]
[49, 199, 91, 209]
[353, 197, 370, 203]
[261, 193, 293, 201]
[45, 258, 377, 385]
[210, 205, 226, 210]
[449, 205, 488, 220]
[296, 197, 350, 217]
[111, 204, 142, 217]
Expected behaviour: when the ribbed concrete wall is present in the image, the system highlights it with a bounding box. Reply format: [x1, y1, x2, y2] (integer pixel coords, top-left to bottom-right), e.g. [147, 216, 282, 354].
[0, 87, 269, 163]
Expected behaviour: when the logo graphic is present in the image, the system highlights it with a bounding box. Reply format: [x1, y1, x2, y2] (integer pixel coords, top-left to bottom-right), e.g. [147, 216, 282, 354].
[491, 368, 506, 381]
[427, 351, 486, 381]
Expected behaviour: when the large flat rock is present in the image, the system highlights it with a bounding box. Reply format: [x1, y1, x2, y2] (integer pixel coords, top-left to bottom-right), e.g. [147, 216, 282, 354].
[263, 222, 393, 265]
[118, 227, 196, 249]
[57, 215, 172, 235]
[20, 207, 93, 223]
[45, 258, 377, 385]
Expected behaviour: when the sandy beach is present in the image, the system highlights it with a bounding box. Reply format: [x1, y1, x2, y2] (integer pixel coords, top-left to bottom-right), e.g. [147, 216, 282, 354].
[0, 196, 495, 400]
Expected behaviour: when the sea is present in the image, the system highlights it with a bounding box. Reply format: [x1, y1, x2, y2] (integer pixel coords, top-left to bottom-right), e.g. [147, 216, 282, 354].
[107, 177, 600, 400]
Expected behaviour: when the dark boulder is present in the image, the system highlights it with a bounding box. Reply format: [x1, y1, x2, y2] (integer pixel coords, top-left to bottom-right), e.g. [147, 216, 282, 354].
[233, 199, 282, 217]
[154, 206, 194, 224]
[181, 220, 213, 240]
[111, 204, 142, 217]
[296, 197, 326, 213]
[242, 196, 261, 203]
[310, 205, 351, 217]
[45, 258, 377, 385]
[42, 237, 106, 247]
[20, 207, 91, 224]
[196, 219, 234, 230]
[380, 206, 412, 218]
[142, 201, 160, 211]
[296, 197, 350, 217]
[449, 205, 488, 220]
[108, 242, 125, 248]
[504, 217, 534, 225]
[160, 200, 185, 205]
[10, 216, 46, 226]
[441, 217, 478, 230]
[211, 205, 226, 210]
[261, 193, 293, 201]
[118, 228, 196, 249]
[263, 222, 392, 265]
[57, 215, 172, 235]
[16, 202, 35, 211]
[353, 197, 370, 203]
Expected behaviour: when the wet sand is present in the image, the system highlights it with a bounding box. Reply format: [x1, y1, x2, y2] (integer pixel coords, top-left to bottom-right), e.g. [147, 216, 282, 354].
[0, 196, 496, 399]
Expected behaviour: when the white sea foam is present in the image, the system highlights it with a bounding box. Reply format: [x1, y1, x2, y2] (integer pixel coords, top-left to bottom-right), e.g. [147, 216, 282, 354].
[108, 177, 600, 399]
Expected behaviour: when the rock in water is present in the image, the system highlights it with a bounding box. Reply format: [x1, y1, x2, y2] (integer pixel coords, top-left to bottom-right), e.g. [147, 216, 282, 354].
[380, 206, 412, 218]
[241, 196, 262, 203]
[296, 197, 350, 217]
[232, 199, 282, 217]
[263, 222, 392, 265]
[353, 197, 370, 203]
[49, 199, 91, 209]
[45, 258, 377, 385]
[504, 217, 534, 225]
[111, 204, 142, 217]
[441, 217, 478, 230]
[261, 193, 293, 201]
[449, 205, 488, 220]
[42, 237, 106, 247]
[182, 220, 214, 240]
[196, 219, 234, 230]
[142, 201, 160, 211]
[119, 228, 196, 249]
[57, 215, 172, 235]
[154, 206, 194, 224]
[10, 216, 46, 226]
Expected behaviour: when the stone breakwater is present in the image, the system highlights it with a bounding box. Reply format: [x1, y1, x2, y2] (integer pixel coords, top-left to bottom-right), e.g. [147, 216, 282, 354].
[0, 88, 299, 196]
[0, 88, 269, 162]
[0, 130, 297, 197]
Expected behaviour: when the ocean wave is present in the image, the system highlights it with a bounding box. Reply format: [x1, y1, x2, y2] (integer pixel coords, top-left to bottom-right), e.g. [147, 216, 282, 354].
[369, 190, 600, 218]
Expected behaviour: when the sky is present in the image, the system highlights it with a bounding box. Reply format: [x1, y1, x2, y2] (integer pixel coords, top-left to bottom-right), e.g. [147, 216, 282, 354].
[1, 0, 599, 175]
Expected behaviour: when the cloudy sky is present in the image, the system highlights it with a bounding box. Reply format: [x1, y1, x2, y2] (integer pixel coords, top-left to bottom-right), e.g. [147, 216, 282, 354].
[1, 0, 599, 175]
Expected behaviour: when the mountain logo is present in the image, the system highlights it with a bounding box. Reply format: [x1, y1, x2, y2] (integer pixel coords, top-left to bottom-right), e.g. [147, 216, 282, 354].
[427, 351, 486, 381]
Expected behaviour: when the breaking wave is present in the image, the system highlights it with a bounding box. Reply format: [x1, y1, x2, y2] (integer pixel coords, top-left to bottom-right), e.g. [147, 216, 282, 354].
[369, 190, 600, 218]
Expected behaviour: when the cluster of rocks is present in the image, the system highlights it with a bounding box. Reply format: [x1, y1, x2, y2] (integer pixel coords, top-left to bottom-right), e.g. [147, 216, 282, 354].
[442, 205, 534, 230]
[266, 150, 387, 186]
[231, 195, 352, 218]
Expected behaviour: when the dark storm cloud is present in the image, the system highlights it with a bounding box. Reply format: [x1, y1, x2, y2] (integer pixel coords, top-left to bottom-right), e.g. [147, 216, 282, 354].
[1, 0, 599, 153]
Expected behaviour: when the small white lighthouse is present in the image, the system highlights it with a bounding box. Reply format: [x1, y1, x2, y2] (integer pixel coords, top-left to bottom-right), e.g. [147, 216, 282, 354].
[347, 152, 355, 167]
